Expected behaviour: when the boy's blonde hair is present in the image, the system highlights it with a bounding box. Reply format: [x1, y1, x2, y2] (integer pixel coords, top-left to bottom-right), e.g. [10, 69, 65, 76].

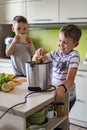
[13, 15, 28, 25]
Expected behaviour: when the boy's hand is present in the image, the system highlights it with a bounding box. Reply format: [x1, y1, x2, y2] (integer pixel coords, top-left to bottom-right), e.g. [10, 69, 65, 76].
[13, 34, 31, 44]
[32, 48, 45, 63]
[35, 48, 45, 56]
[19, 34, 27, 43]
[13, 35, 20, 43]
[32, 48, 49, 62]
[27, 38, 33, 44]
[54, 86, 66, 102]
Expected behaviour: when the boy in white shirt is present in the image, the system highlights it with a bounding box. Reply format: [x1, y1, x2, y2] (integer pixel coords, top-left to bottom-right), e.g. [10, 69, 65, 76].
[5, 16, 35, 76]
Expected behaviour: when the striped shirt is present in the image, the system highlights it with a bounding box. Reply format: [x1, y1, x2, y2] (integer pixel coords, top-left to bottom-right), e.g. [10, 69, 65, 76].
[47, 49, 80, 101]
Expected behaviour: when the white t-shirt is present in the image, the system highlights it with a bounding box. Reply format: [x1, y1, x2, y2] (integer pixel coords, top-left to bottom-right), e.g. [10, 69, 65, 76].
[5, 37, 31, 76]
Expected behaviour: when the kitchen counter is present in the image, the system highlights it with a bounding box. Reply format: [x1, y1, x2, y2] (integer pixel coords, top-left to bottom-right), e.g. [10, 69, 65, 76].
[78, 60, 87, 71]
[0, 77, 55, 130]
[0, 58, 11, 63]
[0, 58, 13, 74]
[0, 80, 55, 117]
[0, 77, 69, 130]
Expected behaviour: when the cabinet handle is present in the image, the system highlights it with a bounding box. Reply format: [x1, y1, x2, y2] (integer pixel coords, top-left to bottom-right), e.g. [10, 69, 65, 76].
[29, 0, 41, 1]
[67, 17, 87, 20]
[32, 19, 53, 21]
[2, 0, 16, 2]
[4, 20, 13, 23]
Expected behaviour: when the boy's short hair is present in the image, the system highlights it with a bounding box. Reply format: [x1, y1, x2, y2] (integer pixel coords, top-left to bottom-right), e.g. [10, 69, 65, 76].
[13, 15, 28, 24]
[59, 24, 82, 42]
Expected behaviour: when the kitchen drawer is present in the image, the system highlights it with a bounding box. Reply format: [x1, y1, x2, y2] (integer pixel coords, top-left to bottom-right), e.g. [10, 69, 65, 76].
[75, 71, 87, 98]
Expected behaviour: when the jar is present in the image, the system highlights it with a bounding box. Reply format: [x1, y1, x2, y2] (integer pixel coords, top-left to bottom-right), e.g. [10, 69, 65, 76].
[54, 102, 65, 117]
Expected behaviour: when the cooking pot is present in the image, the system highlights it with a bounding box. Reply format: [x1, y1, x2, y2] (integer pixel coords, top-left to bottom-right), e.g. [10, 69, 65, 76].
[25, 61, 52, 91]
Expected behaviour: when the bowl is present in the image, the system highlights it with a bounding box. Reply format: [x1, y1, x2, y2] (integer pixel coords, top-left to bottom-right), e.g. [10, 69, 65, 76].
[29, 115, 46, 125]
[30, 109, 45, 118]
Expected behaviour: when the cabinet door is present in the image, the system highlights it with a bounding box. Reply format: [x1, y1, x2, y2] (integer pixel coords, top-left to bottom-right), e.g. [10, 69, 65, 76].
[0, 0, 25, 4]
[75, 71, 87, 98]
[1, 1, 26, 24]
[60, 0, 87, 22]
[27, 0, 59, 24]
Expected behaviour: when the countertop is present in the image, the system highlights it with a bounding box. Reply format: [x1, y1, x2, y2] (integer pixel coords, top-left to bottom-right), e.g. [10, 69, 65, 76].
[0, 77, 55, 118]
[0, 58, 11, 63]
[78, 60, 87, 71]
[69, 61, 87, 128]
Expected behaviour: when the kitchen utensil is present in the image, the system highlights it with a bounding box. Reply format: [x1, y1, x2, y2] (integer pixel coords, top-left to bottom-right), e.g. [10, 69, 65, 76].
[25, 61, 52, 91]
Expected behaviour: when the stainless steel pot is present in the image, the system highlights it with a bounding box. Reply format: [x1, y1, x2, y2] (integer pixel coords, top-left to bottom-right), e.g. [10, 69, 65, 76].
[25, 61, 52, 91]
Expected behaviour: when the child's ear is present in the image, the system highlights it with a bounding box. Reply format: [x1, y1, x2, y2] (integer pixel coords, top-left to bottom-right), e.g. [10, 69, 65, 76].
[74, 42, 79, 48]
[12, 26, 14, 32]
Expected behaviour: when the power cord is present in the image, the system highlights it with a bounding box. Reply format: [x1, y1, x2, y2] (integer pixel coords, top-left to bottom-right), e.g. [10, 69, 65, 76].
[0, 85, 56, 119]
[0, 91, 35, 119]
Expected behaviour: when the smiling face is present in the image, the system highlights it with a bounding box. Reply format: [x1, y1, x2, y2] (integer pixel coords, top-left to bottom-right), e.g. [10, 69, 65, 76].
[12, 22, 28, 35]
[58, 32, 79, 55]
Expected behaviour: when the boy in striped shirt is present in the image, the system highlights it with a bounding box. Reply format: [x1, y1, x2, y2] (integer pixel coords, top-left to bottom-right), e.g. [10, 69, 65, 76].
[33, 24, 82, 111]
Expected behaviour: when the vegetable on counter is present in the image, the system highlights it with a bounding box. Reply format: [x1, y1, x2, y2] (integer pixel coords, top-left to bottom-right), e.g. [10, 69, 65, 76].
[0, 73, 26, 92]
[0, 73, 11, 91]
[2, 83, 11, 92]
[0, 73, 15, 92]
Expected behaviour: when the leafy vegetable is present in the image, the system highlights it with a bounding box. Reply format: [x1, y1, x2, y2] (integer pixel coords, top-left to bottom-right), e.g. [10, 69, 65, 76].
[0, 74, 11, 91]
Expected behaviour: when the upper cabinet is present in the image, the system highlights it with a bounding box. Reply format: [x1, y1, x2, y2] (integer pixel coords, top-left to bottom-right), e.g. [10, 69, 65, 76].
[0, 0, 25, 3]
[59, 0, 87, 23]
[0, 0, 87, 24]
[0, 0, 26, 24]
[26, 0, 59, 24]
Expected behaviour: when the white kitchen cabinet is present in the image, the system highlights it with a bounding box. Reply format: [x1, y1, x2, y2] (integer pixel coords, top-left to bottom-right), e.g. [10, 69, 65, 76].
[69, 70, 87, 128]
[0, 0, 25, 3]
[60, 0, 87, 23]
[26, 0, 59, 24]
[0, 59, 13, 74]
[0, 0, 26, 24]
[0, 0, 87, 24]
[75, 70, 87, 99]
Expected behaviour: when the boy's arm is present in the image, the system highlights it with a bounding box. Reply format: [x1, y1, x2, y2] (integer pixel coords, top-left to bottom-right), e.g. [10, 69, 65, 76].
[5, 36, 18, 57]
[28, 42, 35, 56]
[27, 38, 35, 56]
[54, 67, 77, 102]
[65, 67, 77, 89]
